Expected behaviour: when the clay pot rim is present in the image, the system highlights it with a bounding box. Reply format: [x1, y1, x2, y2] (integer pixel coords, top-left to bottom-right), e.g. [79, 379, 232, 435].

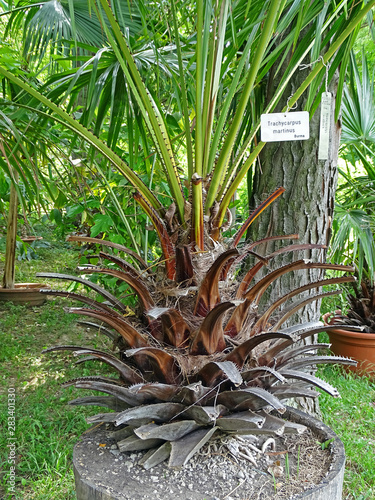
[0, 283, 50, 292]
[326, 327, 375, 340]
[322, 312, 375, 339]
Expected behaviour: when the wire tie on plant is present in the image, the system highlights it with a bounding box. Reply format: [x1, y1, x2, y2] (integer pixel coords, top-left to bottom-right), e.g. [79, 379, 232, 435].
[286, 95, 298, 113]
[300, 55, 330, 93]
[300, 55, 332, 159]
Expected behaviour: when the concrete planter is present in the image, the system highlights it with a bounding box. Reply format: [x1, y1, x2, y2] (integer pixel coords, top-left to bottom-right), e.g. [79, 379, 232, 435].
[73, 407, 345, 500]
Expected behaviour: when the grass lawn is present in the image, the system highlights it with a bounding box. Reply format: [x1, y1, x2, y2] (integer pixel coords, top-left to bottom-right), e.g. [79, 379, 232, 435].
[318, 365, 375, 499]
[0, 229, 374, 499]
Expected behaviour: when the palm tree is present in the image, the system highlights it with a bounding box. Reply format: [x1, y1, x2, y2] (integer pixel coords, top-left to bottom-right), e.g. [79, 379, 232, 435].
[330, 50, 375, 281]
[0, 0, 373, 467]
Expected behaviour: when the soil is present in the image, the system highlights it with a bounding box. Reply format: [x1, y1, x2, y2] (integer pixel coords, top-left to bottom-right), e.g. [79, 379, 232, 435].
[74, 423, 334, 500]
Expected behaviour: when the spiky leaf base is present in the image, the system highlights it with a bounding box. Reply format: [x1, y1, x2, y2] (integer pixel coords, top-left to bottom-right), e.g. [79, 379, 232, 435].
[324, 280, 375, 333]
[38, 235, 358, 468]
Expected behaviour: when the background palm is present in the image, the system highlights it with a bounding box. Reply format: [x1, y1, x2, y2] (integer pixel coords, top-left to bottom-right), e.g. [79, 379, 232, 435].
[330, 51, 375, 281]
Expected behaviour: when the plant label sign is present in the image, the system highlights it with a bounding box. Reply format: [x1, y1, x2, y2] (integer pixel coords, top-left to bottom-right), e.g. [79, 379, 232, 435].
[260, 111, 309, 142]
[318, 92, 332, 160]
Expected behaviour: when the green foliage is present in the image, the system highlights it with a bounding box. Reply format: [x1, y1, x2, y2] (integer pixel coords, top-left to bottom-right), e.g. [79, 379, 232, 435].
[90, 213, 114, 238]
[16, 238, 51, 262]
[316, 437, 335, 450]
[330, 50, 375, 282]
[341, 51, 375, 146]
[0, 306, 111, 499]
[318, 365, 375, 498]
[329, 204, 375, 281]
[1, 0, 373, 250]
[352, 24, 375, 74]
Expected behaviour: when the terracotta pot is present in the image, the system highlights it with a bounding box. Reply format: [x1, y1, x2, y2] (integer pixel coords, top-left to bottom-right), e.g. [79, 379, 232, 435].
[327, 328, 375, 377]
[0, 283, 50, 306]
[20, 236, 43, 243]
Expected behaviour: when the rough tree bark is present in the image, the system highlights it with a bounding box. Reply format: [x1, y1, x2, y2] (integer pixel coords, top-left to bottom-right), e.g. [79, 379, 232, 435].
[249, 67, 341, 322]
[248, 60, 342, 415]
[3, 173, 18, 289]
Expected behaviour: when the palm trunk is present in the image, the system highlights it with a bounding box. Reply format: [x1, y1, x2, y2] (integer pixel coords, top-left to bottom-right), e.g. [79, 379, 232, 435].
[3, 174, 18, 289]
[249, 69, 340, 325]
[248, 54, 341, 416]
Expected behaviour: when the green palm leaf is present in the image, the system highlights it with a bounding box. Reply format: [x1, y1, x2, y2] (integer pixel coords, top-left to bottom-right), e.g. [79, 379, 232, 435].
[341, 51, 375, 145]
[330, 205, 375, 281]
[3, 0, 143, 71]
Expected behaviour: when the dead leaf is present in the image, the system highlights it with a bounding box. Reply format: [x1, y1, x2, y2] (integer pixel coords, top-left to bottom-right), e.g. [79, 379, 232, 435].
[267, 463, 283, 477]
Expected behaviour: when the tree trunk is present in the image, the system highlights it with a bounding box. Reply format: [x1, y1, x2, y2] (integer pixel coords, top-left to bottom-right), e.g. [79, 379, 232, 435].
[250, 68, 340, 322]
[248, 61, 341, 415]
[3, 174, 18, 289]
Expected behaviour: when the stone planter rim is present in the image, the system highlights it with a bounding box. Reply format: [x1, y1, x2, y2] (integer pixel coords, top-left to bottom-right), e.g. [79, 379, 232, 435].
[73, 406, 346, 500]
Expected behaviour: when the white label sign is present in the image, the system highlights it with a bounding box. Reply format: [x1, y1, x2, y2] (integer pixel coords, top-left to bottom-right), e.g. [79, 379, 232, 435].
[318, 92, 332, 160]
[260, 111, 310, 142]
